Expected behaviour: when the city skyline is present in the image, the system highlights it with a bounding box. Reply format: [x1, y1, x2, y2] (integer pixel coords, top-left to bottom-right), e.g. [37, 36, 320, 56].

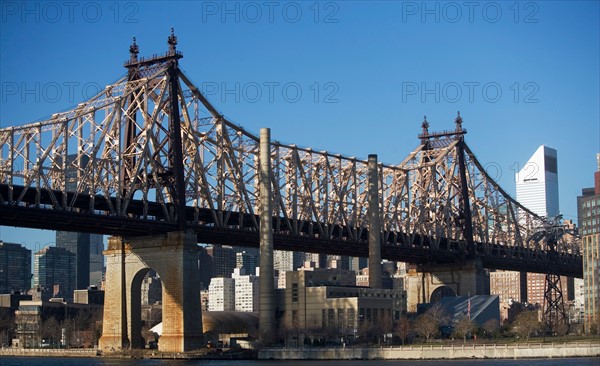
[1, 2, 598, 249]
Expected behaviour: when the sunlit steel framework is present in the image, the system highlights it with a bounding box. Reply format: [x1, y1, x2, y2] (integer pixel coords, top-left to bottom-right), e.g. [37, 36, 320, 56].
[0, 34, 581, 277]
[528, 215, 578, 331]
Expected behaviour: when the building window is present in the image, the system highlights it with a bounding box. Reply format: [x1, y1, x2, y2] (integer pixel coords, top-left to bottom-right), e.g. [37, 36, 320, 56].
[291, 283, 299, 303]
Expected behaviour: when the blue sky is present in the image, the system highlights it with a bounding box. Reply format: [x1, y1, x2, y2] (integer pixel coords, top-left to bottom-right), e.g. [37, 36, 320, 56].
[1, 1, 599, 251]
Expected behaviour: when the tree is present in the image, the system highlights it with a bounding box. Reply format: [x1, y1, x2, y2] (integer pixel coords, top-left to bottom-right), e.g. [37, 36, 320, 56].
[413, 304, 448, 342]
[377, 312, 394, 344]
[452, 316, 474, 343]
[357, 318, 374, 345]
[482, 319, 499, 340]
[41, 316, 61, 346]
[324, 321, 342, 345]
[512, 310, 541, 340]
[413, 313, 438, 342]
[277, 322, 291, 346]
[394, 315, 412, 345]
[554, 321, 569, 337]
[0, 309, 15, 347]
[428, 303, 450, 324]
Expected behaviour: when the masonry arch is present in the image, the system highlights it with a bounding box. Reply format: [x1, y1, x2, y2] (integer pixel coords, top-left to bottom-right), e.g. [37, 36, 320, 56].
[129, 267, 164, 348]
[99, 232, 203, 352]
[430, 285, 456, 303]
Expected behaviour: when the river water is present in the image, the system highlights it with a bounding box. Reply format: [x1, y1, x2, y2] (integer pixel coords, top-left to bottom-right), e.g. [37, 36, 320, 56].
[0, 358, 598, 366]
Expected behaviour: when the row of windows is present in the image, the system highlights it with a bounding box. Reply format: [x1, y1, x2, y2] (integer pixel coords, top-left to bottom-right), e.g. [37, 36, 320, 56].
[582, 198, 600, 208]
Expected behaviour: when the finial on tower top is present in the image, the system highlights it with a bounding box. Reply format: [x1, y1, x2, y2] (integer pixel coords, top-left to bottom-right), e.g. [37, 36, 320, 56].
[129, 36, 139, 62]
[422, 115, 429, 135]
[168, 27, 178, 54]
[455, 111, 463, 131]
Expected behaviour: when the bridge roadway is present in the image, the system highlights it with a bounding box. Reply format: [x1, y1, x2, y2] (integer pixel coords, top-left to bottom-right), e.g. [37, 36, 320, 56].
[0, 183, 582, 278]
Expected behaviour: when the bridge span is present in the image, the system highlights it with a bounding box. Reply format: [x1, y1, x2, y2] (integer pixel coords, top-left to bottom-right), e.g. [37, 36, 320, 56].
[0, 32, 581, 351]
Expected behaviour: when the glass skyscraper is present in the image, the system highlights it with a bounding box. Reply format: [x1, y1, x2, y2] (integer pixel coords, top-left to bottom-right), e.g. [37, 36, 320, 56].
[55, 232, 103, 289]
[0, 242, 31, 294]
[33, 246, 76, 300]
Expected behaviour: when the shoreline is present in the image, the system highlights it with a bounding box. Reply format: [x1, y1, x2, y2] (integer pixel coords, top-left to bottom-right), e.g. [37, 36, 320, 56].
[259, 342, 600, 360]
[1, 342, 599, 360]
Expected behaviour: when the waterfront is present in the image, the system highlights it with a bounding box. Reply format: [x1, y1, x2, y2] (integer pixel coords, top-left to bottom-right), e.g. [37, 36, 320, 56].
[0, 358, 599, 366]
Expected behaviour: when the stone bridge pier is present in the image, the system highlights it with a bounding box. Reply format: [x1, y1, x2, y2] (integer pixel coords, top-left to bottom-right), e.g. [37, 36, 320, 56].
[406, 259, 490, 312]
[99, 231, 203, 352]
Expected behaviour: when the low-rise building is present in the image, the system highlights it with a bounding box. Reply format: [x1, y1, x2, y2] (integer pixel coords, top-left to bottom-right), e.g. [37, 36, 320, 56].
[74, 287, 104, 305]
[277, 268, 406, 344]
[14, 299, 102, 348]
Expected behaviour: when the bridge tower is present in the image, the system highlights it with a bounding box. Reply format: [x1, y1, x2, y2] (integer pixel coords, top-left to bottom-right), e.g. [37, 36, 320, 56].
[98, 31, 203, 352]
[406, 113, 489, 311]
[528, 215, 577, 333]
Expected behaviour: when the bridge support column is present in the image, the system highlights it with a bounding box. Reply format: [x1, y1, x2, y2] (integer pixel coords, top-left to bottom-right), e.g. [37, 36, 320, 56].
[98, 236, 129, 351]
[259, 128, 275, 344]
[99, 231, 203, 353]
[368, 154, 382, 288]
[405, 259, 489, 312]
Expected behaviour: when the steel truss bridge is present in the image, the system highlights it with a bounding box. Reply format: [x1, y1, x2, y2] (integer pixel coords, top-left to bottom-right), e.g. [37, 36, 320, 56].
[0, 34, 581, 278]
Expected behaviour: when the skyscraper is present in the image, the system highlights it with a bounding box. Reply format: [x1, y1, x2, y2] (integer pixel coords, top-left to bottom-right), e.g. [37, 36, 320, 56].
[198, 246, 214, 290]
[577, 153, 600, 334]
[33, 246, 76, 301]
[56, 232, 103, 289]
[515, 145, 559, 218]
[206, 245, 236, 278]
[0, 242, 31, 294]
[55, 154, 103, 289]
[236, 250, 258, 276]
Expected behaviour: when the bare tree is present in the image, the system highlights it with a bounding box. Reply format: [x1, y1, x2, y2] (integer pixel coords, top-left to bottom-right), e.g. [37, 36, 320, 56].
[306, 314, 321, 345]
[357, 318, 374, 345]
[377, 312, 394, 345]
[413, 313, 438, 342]
[413, 304, 447, 342]
[0, 310, 15, 347]
[277, 321, 291, 346]
[428, 303, 450, 325]
[394, 315, 412, 345]
[482, 319, 499, 340]
[554, 321, 569, 337]
[512, 310, 541, 340]
[41, 316, 61, 346]
[452, 316, 474, 343]
[324, 322, 341, 345]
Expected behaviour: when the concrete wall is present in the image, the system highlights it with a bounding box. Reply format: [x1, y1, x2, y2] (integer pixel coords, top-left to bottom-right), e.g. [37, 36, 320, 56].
[259, 342, 600, 360]
[0, 348, 97, 357]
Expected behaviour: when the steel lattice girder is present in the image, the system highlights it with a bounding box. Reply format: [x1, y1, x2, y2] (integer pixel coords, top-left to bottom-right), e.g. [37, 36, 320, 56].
[0, 60, 581, 276]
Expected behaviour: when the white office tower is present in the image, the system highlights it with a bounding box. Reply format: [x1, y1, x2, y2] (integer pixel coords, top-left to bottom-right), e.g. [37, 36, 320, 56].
[208, 277, 235, 311]
[232, 268, 259, 312]
[515, 145, 559, 218]
[274, 250, 304, 272]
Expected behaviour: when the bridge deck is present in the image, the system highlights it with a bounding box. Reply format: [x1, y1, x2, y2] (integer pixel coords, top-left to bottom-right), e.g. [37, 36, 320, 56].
[0, 184, 582, 278]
